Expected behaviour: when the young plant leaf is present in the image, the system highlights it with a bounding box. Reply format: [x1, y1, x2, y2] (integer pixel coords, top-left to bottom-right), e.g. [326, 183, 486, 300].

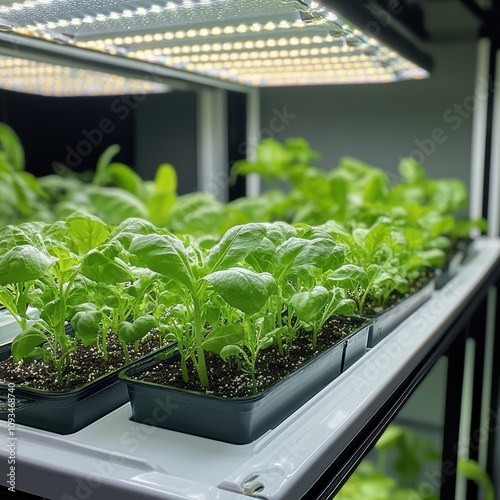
[203, 324, 245, 355]
[458, 459, 494, 500]
[147, 163, 178, 227]
[0, 123, 25, 171]
[334, 298, 357, 316]
[290, 286, 329, 324]
[93, 144, 120, 186]
[88, 187, 149, 226]
[133, 315, 158, 337]
[0, 245, 53, 285]
[129, 233, 194, 290]
[262, 222, 298, 246]
[110, 217, 159, 248]
[80, 248, 133, 284]
[0, 288, 16, 311]
[66, 214, 109, 255]
[12, 328, 47, 362]
[204, 268, 277, 315]
[117, 322, 137, 343]
[220, 344, 247, 362]
[207, 223, 266, 272]
[71, 308, 102, 347]
[117, 316, 158, 344]
[107, 162, 144, 197]
[273, 237, 341, 279]
[327, 264, 369, 290]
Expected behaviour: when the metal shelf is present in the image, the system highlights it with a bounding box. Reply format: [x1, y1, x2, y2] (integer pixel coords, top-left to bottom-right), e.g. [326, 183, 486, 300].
[1, 238, 499, 500]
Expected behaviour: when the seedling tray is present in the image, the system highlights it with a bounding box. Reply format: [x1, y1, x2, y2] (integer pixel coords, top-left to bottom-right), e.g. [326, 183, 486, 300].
[120, 320, 370, 445]
[0, 335, 169, 435]
[366, 279, 435, 348]
[342, 317, 371, 370]
[0, 342, 131, 434]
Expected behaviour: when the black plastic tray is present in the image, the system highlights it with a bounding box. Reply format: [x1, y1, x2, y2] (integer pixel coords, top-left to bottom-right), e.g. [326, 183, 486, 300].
[342, 318, 371, 370]
[365, 279, 435, 348]
[120, 319, 370, 445]
[0, 342, 130, 434]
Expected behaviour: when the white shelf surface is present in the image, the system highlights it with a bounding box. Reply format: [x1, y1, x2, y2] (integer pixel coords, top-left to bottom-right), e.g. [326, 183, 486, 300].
[0, 307, 40, 346]
[1, 238, 500, 500]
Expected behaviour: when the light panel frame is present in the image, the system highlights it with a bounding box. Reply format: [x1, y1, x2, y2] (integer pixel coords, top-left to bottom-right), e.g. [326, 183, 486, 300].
[0, 0, 433, 89]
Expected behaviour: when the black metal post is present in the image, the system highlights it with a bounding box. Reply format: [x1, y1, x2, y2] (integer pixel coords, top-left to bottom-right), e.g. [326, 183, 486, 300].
[487, 283, 500, 482]
[440, 329, 467, 499]
[467, 298, 488, 499]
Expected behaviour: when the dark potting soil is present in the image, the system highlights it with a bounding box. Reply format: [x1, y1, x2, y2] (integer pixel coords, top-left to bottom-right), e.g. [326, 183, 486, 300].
[0, 333, 164, 391]
[134, 316, 364, 398]
[361, 269, 434, 316]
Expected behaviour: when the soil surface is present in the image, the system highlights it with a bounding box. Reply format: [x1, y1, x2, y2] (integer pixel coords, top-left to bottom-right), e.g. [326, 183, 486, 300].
[132, 316, 367, 398]
[0, 333, 163, 391]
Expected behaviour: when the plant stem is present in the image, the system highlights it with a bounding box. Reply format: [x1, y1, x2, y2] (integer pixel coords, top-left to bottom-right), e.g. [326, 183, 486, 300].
[251, 358, 257, 395]
[56, 356, 64, 386]
[58, 280, 70, 368]
[121, 342, 130, 363]
[192, 294, 208, 387]
[102, 328, 108, 361]
[180, 351, 188, 382]
[312, 326, 319, 350]
[14, 283, 29, 330]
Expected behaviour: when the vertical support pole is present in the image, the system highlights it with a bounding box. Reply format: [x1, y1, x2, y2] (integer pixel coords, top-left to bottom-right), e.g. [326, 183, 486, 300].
[456, 335, 475, 500]
[466, 299, 488, 499]
[246, 87, 261, 198]
[470, 38, 491, 225]
[487, 49, 500, 237]
[197, 87, 228, 202]
[489, 285, 500, 492]
[440, 331, 466, 500]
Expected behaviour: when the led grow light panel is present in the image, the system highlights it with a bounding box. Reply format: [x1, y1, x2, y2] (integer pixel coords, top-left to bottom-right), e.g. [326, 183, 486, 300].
[0, 55, 169, 96]
[0, 0, 430, 87]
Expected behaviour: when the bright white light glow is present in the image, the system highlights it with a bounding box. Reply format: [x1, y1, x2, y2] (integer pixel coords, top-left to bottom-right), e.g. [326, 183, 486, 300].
[0, 55, 170, 96]
[0, 0, 430, 87]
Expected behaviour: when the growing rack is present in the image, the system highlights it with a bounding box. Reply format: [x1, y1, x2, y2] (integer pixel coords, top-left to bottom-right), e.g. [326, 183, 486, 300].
[0, 238, 499, 499]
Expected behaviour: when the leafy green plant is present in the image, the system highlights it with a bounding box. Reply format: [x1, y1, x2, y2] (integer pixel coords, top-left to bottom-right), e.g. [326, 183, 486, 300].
[0, 244, 53, 330]
[336, 425, 494, 500]
[326, 220, 444, 314]
[0, 124, 51, 226]
[128, 223, 267, 387]
[205, 268, 278, 393]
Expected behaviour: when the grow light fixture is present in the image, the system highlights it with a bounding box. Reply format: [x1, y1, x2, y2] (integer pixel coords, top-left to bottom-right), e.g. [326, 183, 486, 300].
[0, 55, 170, 96]
[0, 0, 432, 87]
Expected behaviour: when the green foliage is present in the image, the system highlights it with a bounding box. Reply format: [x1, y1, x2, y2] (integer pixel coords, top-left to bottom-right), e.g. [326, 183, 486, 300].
[205, 268, 276, 315]
[0, 130, 485, 393]
[337, 425, 494, 500]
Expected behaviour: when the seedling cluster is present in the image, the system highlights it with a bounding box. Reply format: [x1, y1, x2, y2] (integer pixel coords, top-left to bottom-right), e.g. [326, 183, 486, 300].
[0, 126, 484, 393]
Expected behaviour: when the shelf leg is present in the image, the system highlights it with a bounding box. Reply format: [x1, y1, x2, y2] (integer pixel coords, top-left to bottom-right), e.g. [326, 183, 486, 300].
[440, 330, 467, 499]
